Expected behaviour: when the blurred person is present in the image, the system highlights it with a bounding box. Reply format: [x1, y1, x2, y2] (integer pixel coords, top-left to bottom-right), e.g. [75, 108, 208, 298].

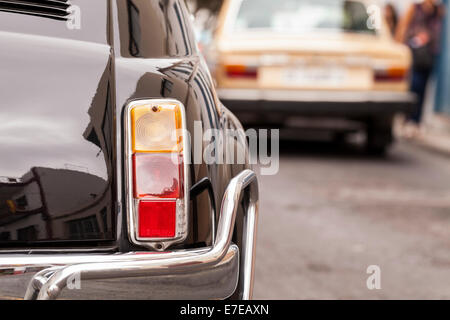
[396, 0, 445, 137]
[384, 3, 398, 37]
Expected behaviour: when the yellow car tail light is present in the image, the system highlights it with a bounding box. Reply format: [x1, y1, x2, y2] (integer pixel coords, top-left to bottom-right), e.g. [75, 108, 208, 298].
[126, 99, 189, 251]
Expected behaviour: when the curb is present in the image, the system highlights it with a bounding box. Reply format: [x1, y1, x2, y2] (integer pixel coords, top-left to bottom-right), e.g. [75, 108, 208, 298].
[402, 132, 450, 158]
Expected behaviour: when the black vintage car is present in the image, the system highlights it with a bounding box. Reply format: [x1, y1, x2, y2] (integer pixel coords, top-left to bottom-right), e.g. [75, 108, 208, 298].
[0, 0, 259, 300]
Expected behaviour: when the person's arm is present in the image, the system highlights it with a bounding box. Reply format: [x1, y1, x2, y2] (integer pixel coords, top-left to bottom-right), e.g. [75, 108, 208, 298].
[395, 4, 415, 43]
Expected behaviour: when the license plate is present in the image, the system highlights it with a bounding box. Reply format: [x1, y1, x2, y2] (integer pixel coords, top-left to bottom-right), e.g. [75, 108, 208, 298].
[284, 67, 347, 86]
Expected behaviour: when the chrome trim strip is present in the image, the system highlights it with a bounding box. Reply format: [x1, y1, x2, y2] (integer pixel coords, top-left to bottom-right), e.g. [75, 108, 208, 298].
[219, 169, 259, 299]
[0, 169, 259, 300]
[0, 246, 118, 255]
[242, 194, 258, 299]
[217, 88, 416, 104]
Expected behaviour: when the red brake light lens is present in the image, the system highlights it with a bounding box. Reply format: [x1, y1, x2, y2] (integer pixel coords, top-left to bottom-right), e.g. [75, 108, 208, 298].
[138, 201, 176, 238]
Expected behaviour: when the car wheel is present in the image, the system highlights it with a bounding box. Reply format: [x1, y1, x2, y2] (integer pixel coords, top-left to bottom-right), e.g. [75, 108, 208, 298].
[366, 117, 394, 156]
[333, 132, 348, 145]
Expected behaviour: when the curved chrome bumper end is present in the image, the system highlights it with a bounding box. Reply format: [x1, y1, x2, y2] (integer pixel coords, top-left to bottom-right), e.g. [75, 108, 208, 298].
[0, 170, 259, 300]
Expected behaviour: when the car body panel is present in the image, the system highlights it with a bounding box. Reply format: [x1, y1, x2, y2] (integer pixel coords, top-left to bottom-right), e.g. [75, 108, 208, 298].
[215, 33, 411, 92]
[0, 29, 117, 247]
[0, 0, 250, 252]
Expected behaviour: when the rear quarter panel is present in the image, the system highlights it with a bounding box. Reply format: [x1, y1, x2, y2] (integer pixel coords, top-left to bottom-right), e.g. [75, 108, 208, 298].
[112, 0, 247, 250]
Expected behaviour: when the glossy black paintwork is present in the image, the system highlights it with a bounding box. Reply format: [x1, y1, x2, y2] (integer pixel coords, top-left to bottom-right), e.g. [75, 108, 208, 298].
[0, 0, 249, 251]
[0, 1, 115, 247]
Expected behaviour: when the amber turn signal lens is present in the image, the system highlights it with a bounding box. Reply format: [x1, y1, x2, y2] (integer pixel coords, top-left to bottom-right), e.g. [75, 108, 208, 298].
[131, 103, 183, 153]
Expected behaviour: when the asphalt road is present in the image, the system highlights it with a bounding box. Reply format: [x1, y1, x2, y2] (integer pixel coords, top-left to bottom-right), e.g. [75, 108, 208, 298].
[253, 139, 450, 300]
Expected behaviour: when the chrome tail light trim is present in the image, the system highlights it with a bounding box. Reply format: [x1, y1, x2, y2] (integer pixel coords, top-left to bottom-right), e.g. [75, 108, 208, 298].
[124, 99, 190, 251]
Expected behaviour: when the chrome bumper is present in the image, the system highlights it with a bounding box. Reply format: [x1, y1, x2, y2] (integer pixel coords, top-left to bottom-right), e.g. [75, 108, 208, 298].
[218, 88, 416, 104]
[218, 89, 416, 118]
[0, 170, 259, 300]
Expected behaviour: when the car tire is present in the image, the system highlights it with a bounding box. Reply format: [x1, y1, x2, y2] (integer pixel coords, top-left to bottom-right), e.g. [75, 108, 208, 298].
[366, 117, 394, 156]
[333, 132, 348, 145]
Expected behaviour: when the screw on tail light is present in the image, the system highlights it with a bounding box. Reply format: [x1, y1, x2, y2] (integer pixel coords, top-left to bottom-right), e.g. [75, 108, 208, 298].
[125, 99, 189, 251]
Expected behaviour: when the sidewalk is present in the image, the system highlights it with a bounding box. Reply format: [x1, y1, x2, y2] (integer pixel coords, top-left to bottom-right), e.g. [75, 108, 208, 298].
[401, 114, 450, 156]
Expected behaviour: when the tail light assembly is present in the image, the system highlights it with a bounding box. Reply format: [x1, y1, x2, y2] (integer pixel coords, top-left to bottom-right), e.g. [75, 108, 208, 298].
[125, 99, 189, 251]
[374, 67, 409, 82]
[224, 64, 258, 79]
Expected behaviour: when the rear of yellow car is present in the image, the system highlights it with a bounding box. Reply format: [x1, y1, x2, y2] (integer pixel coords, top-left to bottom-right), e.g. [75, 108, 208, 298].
[212, 0, 416, 153]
